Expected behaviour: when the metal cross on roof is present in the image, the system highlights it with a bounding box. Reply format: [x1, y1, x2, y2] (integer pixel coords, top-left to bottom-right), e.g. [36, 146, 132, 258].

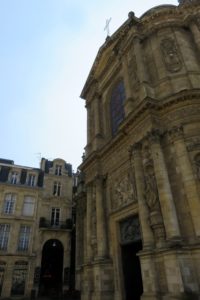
[104, 18, 112, 37]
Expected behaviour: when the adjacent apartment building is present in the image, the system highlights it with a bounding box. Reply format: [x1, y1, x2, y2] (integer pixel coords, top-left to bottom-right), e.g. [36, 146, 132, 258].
[0, 157, 73, 298]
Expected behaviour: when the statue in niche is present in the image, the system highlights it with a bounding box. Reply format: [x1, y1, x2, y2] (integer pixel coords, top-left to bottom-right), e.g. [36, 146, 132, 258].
[160, 38, 182, 72]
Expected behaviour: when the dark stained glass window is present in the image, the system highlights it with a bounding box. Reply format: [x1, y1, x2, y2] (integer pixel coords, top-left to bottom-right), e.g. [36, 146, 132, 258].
[110, 81, 126, 136]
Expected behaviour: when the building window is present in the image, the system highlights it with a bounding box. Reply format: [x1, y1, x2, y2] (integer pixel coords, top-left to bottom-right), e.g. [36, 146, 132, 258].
[55, 165, 62, 176]
[10, 172, 19, 184]
[27, 174, 36, 186]
[0, 261, 6, 296]
[0, 224, 10, 251]
[110, 81, 126, 136]
[11, 261, 28, 296]
[53, 182, 61, 196]
[22, 197, 35, 216]
[51, 208, 60, 226]
[3, 194, 16, 214]
[17, 226, 31, 252]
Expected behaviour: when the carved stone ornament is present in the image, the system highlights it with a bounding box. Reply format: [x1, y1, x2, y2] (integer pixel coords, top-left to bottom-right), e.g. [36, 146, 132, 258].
[144, 165, 160, 212]
[147, 129, 161, 144]
[168, 125, 184, 141]
[128, 55, 139, 85]
[160, 38, 182, 73]
[120, 216, 141, 244]
[112, 173, 137, 210]
[144, 163, 166, 244]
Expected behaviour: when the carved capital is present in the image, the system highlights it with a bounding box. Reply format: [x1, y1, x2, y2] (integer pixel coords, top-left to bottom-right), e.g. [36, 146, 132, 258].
[147, 129, 161, 144]
[168, 125, 184, 142]
[86, 182, 93, 193]
[130, 142, 142, 156]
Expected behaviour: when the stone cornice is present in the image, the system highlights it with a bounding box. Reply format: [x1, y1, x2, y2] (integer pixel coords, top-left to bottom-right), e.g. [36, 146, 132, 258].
[80, 89, 200, 171]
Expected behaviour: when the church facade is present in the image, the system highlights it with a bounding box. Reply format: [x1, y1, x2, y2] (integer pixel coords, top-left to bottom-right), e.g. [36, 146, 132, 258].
[75, 1, 200, 299]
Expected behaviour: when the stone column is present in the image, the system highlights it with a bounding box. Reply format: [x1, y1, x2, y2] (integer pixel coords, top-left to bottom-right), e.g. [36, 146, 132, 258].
[93, 93, 103, 150]
[95, 176, 108, 259]
[169, 126, 200, 237]
[94, 94, 101, 137]
[133, 37, 148, 83]
[190, 21, 200, 54]
[86, 184, 93, 262]
[86, 103, 91, 145]
[149, 130, 181, 241]
[131, 142, 155, 249]
[85, 103, 92, 156]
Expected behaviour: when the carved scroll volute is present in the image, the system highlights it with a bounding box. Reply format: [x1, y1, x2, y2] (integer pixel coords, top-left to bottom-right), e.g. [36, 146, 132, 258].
[160, 38, 182, 73]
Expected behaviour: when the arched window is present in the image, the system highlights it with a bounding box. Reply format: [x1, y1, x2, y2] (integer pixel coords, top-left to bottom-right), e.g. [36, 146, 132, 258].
[110, 81, 126, 136]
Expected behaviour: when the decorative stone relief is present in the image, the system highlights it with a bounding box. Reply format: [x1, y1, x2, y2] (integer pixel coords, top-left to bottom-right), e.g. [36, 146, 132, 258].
[111, 172, 137, 210]
[142, 149, 166, 245]
[120, 216, 141, 244]
[144, 165, 160, 212]
[160, 38, 182, 73]
[164, 106, 200, 124]
[128, 55, 139, 85]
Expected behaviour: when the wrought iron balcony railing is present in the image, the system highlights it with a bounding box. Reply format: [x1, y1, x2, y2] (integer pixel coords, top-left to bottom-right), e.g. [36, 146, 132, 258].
[39, 218, 72, 230]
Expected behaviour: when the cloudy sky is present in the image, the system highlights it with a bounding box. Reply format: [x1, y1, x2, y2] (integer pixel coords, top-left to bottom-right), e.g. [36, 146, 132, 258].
[0, 0, 177, 171]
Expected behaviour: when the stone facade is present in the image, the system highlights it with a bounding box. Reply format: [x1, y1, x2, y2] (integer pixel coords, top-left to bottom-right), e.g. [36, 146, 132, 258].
[75, 1, 200, 299]
[0, 157, 73, 298]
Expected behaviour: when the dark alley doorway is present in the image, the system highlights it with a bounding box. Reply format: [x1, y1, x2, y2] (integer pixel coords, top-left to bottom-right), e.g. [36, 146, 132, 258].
[39, 239, 64, 297]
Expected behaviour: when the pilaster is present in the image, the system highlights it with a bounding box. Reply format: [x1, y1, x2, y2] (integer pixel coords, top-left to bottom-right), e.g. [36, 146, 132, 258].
[168, 126, 200, 238]
[148, 129, 181, 243]
[190, 21, 200, 54]
[95, 176, 108, 259]
[121, 56, 135, 115]
[131, 142, 155, 250]
[86, 184, 93, 263]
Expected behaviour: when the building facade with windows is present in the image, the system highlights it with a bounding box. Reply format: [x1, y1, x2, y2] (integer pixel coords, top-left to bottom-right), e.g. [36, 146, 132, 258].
[0, 157, 73, 298]
[75, 1, 200, 300]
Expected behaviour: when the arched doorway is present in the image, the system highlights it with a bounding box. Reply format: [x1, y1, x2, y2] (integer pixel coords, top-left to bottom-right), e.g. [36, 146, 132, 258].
[120, 216, 143, 300]
[39, 239, 63, 297]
